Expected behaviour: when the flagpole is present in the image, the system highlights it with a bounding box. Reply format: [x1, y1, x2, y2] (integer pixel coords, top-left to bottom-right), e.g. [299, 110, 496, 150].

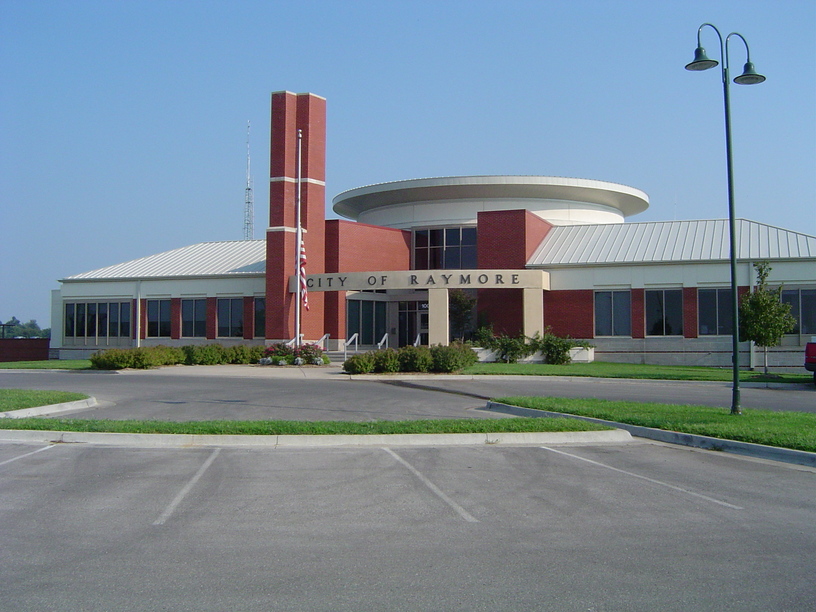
[295, 129, 303, 348]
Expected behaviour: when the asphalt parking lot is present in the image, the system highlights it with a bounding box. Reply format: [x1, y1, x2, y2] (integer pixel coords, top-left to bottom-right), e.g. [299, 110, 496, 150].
[2, 366, 815, 610]
[2, 439, 815, 611]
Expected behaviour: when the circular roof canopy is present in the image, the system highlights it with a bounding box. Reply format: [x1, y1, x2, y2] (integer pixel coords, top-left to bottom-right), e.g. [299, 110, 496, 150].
[332, 175, 649, 221]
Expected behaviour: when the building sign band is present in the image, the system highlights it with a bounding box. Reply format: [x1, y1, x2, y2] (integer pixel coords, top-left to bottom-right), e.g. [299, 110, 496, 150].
[289, 269, 549, 293]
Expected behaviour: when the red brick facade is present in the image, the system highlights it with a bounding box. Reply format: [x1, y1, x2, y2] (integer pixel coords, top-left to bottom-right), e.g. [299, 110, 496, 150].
[543, 290, 595, 338]
[265, 92, 327, 341]
[476, 209, 553, 336]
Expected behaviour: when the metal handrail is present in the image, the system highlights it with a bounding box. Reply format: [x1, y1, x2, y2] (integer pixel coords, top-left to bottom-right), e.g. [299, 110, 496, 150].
[413, 333, 422, 347]
[343, 333, 359, 361]
[377, 333, 389, 350]
[316, 333, 330, 351]
[285, 334, 304, 347]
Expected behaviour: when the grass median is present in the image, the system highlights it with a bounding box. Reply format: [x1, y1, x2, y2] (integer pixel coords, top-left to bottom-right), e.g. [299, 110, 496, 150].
[0, 389, 89, 412]
[494, 396, 816, 453]
[0, 360, 92, 370]
[0, 416, 611, 436]
[464, 361, 811, 383]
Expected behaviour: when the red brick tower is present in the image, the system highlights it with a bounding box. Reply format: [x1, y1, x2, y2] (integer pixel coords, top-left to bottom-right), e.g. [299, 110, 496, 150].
[265, 92, 326, 342]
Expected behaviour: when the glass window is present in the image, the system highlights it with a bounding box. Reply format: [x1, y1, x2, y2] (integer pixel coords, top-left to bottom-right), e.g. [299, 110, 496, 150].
[698, 288, 733, 335]
[182, 299, 207, 337]
[147, 299, 171, 337]
[217, 298, 243, 337]
[64, 303, 75, 337]
[413, 226, 478, 270]
[76, 303, 86, 338]
[98, 303, 108, 338]
[782, 288, 816, 335]
[254, 297, 265, 338]
[594, 291, 631, 336]
[109, 303, 119, 337]
[646, 289, 683, 336]
[87, 304, 97, 339]
[120, 303, 131, 338]
[348, 299, 387, 345]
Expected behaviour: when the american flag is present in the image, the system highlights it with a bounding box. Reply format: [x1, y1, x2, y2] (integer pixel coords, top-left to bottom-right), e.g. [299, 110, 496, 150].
[299, 237, 309, 311]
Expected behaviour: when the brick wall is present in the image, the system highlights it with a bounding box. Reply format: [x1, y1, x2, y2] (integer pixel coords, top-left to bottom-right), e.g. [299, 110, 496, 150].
[324, 219, 411, 339]
[543, 290, 594, 338]
[0, 339, 50, 362]
[266, 92, 327, 341]
[476, 210, 553, 336]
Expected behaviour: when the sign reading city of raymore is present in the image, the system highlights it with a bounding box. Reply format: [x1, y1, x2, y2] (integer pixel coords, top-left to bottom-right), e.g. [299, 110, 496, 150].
[289, 269, 549, 293]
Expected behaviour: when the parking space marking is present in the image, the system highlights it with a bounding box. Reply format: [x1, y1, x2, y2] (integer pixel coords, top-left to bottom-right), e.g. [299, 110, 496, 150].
[0, 444, 56, 468]
[153, 448, 221, 526]
[541, 446, 744, 510]
[383, 448, 479, 523]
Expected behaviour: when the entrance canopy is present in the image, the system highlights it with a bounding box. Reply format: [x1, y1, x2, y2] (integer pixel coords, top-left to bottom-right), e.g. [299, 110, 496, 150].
[290, 269, 549, 345]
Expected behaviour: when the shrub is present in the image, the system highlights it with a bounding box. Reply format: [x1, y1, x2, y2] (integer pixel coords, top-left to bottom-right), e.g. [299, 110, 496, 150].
[343, 352, 376, 374]
[492, 335, 534, 363]
[373, 348, 400, 373]
[296, 343, 325, 365]
[90, 348, 134, 370]
[472, 326, 495, 348]
[430, 343, 478, 373]
[150, 345, 185, 366]
[529, 330, 575, 365]
[397, 345, 433, 373]
[183, 344, 228, 365]
[226, 345, 253, 364]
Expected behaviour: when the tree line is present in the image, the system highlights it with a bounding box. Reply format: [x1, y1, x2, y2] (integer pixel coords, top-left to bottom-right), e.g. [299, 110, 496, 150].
[1, 317, 50, 339]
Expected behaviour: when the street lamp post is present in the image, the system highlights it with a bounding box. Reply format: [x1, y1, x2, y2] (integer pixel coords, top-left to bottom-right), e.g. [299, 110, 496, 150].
[685, 23, 765, 416]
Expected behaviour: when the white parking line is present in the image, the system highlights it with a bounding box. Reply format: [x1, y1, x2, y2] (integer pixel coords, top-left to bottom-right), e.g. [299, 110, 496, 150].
[0, 444, 56, 467]
[541, 446, 743, 510]
[383, 448, 479, 523]
[153, 448, 221, 525]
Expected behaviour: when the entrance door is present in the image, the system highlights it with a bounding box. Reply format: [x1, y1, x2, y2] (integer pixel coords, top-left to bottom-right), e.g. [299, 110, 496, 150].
[398, 300, 429, 346]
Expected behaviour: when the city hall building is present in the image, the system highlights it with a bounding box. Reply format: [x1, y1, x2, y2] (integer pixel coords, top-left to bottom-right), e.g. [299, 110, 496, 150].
[51, 91, 816, 369]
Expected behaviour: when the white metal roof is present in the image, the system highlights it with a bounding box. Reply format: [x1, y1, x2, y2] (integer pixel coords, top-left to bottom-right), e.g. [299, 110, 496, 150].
[62, 240, 266, 281]
[332, 175, 650, 221]
[528, 219, 816, 267]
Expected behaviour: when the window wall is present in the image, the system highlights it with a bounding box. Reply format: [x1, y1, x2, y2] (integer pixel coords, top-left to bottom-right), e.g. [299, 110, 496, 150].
[413, 227, 477, 270]
[181, 299, 207, 338]
[64, 301, 131, 342]
[594, 291, 631, 337]
[698, 288, 733, 335]
[146, 299, 171, 338]
[347, 299, 387, 345]
[254, 297, 265, 338]
[645, 289, 683, 336]
[781, 288, 816, 335]
[217, 298, 244, 338]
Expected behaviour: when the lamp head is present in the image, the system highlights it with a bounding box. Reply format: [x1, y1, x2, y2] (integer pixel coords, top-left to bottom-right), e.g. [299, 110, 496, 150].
[733, 61, 766, 85]
[685, 46, 718, 71]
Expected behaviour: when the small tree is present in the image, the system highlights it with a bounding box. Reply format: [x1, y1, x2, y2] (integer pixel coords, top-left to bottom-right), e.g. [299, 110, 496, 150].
[449, 289, 476, 341]
[739, 262, 796, 374]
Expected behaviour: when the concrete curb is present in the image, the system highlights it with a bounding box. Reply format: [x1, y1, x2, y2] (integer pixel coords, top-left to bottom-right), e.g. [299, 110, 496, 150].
[0, 428, 631, 449]
[485, 401, 816, 468]
[0, 397, 99, 419]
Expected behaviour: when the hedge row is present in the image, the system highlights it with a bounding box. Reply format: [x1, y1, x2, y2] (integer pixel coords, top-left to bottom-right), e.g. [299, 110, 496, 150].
[90, 344, 267, 370]
[343, 343, 477, 374]
[472, 326, 589, 364]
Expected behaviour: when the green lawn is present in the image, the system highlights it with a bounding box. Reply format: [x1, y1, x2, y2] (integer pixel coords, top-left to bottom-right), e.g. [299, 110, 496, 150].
[0, 416, 610, 436]
[0, 389, 89, 412]
[0, 359, 92, 370]
[494, 395, 816, 453]
[464, 361, 811, 383]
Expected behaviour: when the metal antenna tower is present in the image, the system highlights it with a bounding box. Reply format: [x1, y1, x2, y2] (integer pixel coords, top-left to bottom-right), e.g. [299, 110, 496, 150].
[243, 121, 254, 240]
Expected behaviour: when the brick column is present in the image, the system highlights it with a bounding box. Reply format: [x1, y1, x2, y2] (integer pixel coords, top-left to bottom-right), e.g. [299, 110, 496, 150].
[265, 92, 326, 342]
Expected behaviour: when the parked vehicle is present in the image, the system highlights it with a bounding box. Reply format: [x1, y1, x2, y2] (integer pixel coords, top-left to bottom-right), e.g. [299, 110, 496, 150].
[805, 342, 816, 385]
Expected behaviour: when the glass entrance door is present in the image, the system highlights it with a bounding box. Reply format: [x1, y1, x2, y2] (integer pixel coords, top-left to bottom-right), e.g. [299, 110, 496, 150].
[398, 300, 429, 346]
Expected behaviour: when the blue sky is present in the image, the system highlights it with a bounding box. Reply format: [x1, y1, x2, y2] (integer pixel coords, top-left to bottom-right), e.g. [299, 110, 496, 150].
[2, 0, 814, 328]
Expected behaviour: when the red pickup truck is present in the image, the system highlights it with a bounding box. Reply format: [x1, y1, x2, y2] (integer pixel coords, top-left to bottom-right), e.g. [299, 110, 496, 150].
[806, 342, 816, 385]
